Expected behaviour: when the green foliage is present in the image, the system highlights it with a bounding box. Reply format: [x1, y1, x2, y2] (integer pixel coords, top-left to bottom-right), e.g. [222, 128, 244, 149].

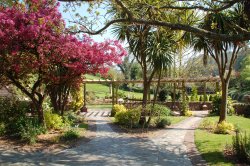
[64, 112, 84, 124]
[229, 54, 250, 102]
[155, 117, 171, 128]
[0, 122, 5, 136]
[146, 104, 171, 117]
[0, 98, 30, 136]
[214, 121, 234, 134]
[195, 116, 250, 165]
[86, 91, 96, 102]
[114, 107, 141, 128]
[44, 110, 64, 130]
[170, 92, 181, 101]
[211, 93, 235, 116]
[181, 99, 192, 116]
[199, 95, 203, 101]
[111, 104, 127, 117]
[117, 91, 126, 98]
[232, 131, 250, 164]
[70, 86, 84, 112]
[184, 110, 193, 117]
[130, 62, 142, 80]
[0, 97, 46, 143]
[199, 119, 215, 131]
[61, 129, 80, 141]
[19, 119, 45, 144]
[241, 53, 250, 81]
[204, 94, 210, 101]
[158, 89, 168, 102]
[191, 86, 198, 101]
[209, 95, 214, 101]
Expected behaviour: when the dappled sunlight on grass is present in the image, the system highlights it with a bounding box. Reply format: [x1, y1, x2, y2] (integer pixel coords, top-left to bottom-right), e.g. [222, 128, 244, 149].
[195, 115, 250, 166]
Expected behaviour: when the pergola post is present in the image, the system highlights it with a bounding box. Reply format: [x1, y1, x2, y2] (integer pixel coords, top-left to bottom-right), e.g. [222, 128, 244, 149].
[112, 82, 115, 106]
[115, 83, 118, 104]
[148, 85, 151, 102]
[182, 81, 186, 103]
[216, 81, 220, 93]
[83, 83, 86, 107]
[173, 82, 176, 109]
[203, 82, 207, 101]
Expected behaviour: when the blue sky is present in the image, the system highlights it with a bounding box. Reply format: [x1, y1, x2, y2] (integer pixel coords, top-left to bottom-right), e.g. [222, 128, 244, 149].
[58, 1, 114, 42]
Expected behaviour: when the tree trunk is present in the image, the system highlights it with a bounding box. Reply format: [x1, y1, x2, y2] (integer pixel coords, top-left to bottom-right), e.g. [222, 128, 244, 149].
[142, 79, 148, 108]
[139, 70, 149, 125]
[219, 80, 229, 123]
[37, 105, 44, 125]
[32, 97, 45, 126]
[147, 70, 161, 125]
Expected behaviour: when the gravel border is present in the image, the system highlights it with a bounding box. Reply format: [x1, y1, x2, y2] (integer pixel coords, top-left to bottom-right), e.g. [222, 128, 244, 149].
[184, 117, 208, 166]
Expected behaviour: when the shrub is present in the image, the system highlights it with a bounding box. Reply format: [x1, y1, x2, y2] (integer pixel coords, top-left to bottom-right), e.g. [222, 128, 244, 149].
[0, 98, 30, 136]
[199, 119, 215, 131]
[70, 87, 83, 112]
[19, 119, 45, 144]
[0, 98, 46, 142]
[0, 123, 5, 136]
[64, 112, 84, 124]
[111, 104, 127, 117]
[209, 95, 214, 101]
[44, 110, 64, 130]
[146, 104, 171, 117]
[191, 86, 198, 101]
[114, 108, 141, 128]
[214, 121, 234, 134]
[205, 95, 210, 101]
[86, 91, 96, 102]
[155, 117, 171, 128]
[117, 91, 126, 98]
[158, 89, 168, 102]
[232, 131, 250, 164]
[61, 129, 80, 141]
[199, 95, 204, 102]
[184, 110, 193, 117]
[181, 100, 192, 116]
[211, 93, 235, 116]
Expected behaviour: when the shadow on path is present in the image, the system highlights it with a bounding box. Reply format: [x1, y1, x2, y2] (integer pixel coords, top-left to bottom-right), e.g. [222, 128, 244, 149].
[0, 110, 208, 166]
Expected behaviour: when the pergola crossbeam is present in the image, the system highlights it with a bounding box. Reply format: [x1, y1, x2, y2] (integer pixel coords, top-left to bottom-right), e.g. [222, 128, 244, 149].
[82, 77, 220, 84]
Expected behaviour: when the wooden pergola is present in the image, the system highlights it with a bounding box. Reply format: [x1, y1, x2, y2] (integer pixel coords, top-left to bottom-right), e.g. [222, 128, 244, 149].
[82, 76, 221, 108]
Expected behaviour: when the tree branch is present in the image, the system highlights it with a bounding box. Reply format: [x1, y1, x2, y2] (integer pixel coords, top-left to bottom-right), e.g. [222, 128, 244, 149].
[159, 0, 243, 12]
[73, 17, 250, 42]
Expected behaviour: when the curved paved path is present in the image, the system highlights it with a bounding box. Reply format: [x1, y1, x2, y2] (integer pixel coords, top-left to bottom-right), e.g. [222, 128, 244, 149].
[0, 110, 207, 166]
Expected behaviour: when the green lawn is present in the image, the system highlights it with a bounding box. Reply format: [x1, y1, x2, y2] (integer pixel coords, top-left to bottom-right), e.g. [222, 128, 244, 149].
[169, 116, 188, 125]
[150, 116, 188, 126]
[195, 115, 250, 166]
[84, 74, 144, 99]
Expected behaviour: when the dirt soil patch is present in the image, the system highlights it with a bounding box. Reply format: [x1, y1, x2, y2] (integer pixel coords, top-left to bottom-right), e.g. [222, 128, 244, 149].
[0, 120, 96, 153]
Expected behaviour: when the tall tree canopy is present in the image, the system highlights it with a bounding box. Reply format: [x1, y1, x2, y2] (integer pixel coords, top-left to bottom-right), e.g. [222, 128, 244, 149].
[0, 0, 126, 123]
[59, 0, 250, 42]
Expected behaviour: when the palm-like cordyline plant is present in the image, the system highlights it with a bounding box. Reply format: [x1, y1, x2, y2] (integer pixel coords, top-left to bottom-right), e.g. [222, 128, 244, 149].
[192, 4, 249, 123]
[112, 22, 174, 122]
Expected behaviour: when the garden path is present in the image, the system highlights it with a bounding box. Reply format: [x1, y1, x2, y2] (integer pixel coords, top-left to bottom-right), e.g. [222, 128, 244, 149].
[0, 109, 208, 166]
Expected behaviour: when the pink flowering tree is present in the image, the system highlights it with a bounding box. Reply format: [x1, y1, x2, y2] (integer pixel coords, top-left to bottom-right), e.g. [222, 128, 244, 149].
[0, 0, 126, 124]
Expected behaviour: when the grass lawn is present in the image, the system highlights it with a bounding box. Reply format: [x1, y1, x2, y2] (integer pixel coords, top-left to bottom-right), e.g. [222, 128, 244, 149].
[195, 115, 250, 166]
[169, 116, 188, 125]
[84, 74, 144, 99]
[150, 116, 188, 126]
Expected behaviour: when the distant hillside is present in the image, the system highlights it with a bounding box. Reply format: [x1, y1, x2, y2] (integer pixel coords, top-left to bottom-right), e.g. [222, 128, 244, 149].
[83, 74, 143, 99]
[184, 47, 250, 77]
